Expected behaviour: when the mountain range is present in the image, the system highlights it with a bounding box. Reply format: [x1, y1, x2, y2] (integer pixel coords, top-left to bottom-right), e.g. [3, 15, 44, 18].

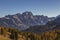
[0, 11, 58, 31]
[24, 15, 60, 33]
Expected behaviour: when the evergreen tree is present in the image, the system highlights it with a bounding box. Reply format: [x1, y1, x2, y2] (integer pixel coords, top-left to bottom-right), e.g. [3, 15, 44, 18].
[14, 31, 18, 40]
[10, 30, 15, 40]
[0, 27, 4, 35]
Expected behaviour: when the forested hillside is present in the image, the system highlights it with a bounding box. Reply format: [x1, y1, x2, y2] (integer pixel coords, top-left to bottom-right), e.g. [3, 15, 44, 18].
[0, 26, 60, 40]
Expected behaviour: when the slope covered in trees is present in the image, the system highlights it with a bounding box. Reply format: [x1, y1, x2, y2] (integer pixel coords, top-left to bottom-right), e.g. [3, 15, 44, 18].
[0, 26, 60, 40]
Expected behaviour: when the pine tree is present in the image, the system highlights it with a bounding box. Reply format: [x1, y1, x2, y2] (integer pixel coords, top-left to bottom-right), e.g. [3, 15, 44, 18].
[10, 30, 15, 40]
[0, 27, 4, 35]
[14, 31, 18, 40]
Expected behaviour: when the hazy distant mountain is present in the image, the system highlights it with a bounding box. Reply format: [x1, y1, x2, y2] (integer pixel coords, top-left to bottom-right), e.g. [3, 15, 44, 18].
[0, 11, 55, 30]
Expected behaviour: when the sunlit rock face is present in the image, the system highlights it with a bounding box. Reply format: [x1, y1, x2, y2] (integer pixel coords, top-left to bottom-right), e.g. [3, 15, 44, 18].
[0, 11, 55, 30]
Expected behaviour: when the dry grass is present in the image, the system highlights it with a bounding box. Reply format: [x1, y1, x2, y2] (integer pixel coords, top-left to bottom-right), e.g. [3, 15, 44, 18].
[0, 35, 11, 40]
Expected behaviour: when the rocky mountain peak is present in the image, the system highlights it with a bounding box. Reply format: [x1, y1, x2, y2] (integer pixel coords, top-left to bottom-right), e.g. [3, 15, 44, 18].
[22, 11, 33, 16]
[0, 11, 55, 30]
[57, 15, 60, 18]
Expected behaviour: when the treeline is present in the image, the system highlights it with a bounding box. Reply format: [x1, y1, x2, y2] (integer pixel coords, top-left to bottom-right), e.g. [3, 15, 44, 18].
[0, 27, 60, 40]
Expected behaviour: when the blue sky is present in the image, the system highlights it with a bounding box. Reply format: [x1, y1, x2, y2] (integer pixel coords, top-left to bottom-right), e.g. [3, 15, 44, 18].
[0, 0, 60, 17]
